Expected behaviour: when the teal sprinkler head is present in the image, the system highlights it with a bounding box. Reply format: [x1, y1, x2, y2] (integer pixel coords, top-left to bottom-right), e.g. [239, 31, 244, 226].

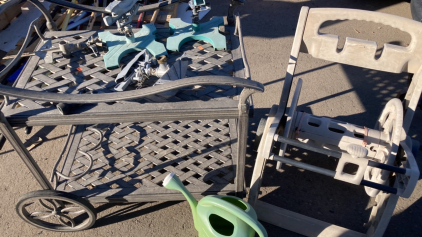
[163, 173, 268, 237]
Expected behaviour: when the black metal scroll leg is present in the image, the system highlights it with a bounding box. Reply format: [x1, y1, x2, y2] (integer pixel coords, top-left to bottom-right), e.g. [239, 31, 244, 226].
[0, 112, 53, 190]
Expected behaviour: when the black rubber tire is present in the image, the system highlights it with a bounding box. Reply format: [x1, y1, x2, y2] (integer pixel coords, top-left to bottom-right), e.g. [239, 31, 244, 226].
[24, 126, 33, 135]
[16, 190, 96, 232]
[411, 0, 422, 22]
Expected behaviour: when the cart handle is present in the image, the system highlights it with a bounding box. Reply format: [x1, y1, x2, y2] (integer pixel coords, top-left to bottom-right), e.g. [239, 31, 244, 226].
[0, 76, 264, 104]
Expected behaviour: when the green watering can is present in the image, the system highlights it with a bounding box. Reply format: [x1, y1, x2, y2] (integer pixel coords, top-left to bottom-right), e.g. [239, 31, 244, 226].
[163, 173, 268, 237]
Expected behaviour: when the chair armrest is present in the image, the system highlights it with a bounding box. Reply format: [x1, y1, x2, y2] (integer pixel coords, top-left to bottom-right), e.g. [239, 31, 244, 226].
[0, 75, 264, 104]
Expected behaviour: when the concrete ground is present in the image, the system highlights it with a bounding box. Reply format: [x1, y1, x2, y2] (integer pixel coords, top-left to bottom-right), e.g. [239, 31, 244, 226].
[1, 0, 421, 236]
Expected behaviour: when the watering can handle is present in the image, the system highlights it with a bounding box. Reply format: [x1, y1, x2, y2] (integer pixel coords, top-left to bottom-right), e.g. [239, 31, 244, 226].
[201, 196, 268, 237]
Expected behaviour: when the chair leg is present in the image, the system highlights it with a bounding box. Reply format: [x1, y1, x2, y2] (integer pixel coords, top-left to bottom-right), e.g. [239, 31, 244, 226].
[366, 192, 399, 237]
[248, 151, 268, 207]
[0, 112, 52, 190]
[249, 105, 279, 206]
[236, 114, 249, 197]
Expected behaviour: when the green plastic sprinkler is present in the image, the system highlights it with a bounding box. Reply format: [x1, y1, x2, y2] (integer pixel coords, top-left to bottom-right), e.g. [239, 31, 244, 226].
[166, 0, 226, 52]
[163, 173, 268, 237]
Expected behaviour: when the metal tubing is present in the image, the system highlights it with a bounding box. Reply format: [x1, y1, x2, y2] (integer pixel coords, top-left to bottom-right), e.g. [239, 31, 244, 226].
[44, 0, 182, 14]
[276, 135, 342, 158]
[235, 89, 258, 197]
[272, 154, 399, 194]
[234, 14, 254, 118]
[367, 160, 407, 175]
[44, 0, 108, 13]
[0, 76, 264, 104]
[236, 112, 248, 197]
[235, 14, 250, 79]
[0, 112, 53, 190]
[28, 0, 57, 31]
[50, 125, 74, 183]
[33, 22, 46, 41]
[360, 180, 397, 194]
[276, 135, 409, 175]
[271, 154, 336, 177]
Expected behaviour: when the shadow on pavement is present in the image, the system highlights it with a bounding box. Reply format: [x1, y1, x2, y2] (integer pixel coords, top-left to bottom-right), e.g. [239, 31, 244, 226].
[93, 201, 181, 228]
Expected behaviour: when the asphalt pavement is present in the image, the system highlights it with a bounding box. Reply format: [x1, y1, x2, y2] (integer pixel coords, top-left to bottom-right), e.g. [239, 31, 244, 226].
[0, 0, 421, 236]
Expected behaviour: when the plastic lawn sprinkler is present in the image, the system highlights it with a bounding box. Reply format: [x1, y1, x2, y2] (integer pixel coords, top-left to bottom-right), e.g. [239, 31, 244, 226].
[98, 0, 168, 69]
[166, 0, 226, 52]
[163, 173, 268, 237]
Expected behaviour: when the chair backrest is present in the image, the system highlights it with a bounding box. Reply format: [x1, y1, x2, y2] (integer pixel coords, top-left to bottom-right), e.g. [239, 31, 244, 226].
[301, 8, 422, 74]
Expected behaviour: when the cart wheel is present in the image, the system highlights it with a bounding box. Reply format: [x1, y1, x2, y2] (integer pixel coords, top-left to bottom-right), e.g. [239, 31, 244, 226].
[16, 190, 96, 232]
[24, 126, 33, 135]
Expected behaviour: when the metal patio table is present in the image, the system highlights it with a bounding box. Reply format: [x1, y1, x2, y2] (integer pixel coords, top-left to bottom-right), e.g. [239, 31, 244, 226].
[0, 16, 264, 231]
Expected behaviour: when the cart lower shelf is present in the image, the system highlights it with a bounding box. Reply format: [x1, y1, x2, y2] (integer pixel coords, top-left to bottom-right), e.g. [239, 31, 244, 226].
[56, 119, 239, 202]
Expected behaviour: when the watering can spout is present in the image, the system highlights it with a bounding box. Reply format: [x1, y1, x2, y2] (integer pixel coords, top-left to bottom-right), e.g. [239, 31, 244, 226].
[163, 173, 199, 227]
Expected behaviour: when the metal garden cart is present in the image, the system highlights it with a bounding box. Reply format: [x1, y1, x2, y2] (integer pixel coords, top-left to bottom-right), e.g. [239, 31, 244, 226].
[0, 1, 263, 231]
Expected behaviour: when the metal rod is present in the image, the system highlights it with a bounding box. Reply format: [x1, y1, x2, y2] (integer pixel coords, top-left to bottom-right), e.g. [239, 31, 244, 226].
[0, 76, 264, 104]
[273, 154, 399, 194]
[44, 0, 183, 14]
[235, 13, 250, 79]
[277, 135, 409, 175]
[367, 160, 407, 175]
[0, 112, 53, 190]
[271, 154, 336, 177]
[50, 125, 74, 183]
[360, 180, 397, 194]
[33, 22, 47, 41]
[28, 0, 57, 31]
[44, 0, 109, 13]
[276, 135, 342, 158]
[236, 113, 249, 197]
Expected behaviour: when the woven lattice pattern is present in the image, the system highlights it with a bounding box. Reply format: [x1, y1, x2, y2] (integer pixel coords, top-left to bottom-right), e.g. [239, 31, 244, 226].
[57, 119, 236, 197]
[27, 32, 117, 95]
[4, 29, 244, 199]
[4, 31, 238, 113]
